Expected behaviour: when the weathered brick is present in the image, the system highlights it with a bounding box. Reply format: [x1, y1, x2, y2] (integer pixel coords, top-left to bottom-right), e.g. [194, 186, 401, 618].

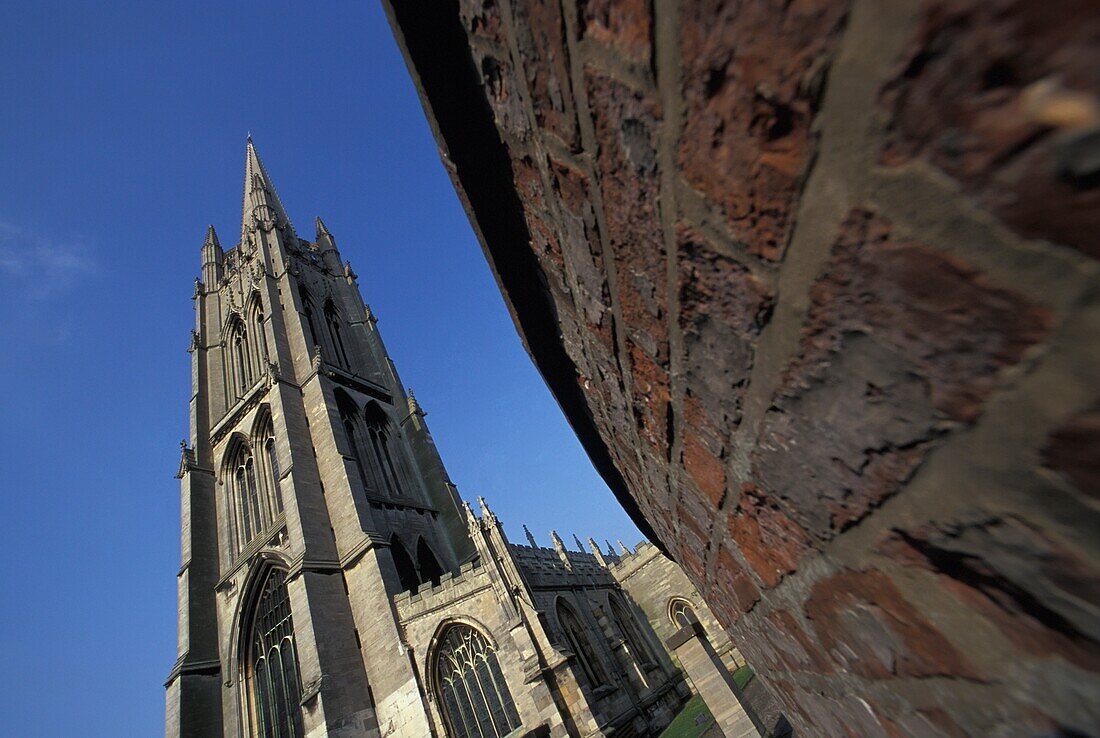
[576, 0, 651, 64]
[727, 484, 813, 588]
[754, 209, 1050, 539]
[459, 0, 505, 43]
[549, 156, 610, 326]
[586, 70, 667, 362]
[479, 52, 530, 141]
[1043, 403, 1100, 501]
[678, 225, 773, 437]
[881, 0, 1100, 257]
[880, 517, 1100, 672]
[678, 0, 848, 260]
[712, 545, 761, 620]
[804, 568, 981, 679]
[512, 0, 578, 146]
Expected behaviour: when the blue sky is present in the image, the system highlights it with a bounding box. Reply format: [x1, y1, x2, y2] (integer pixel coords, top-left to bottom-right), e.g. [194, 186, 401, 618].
[0, 2, 640, 734]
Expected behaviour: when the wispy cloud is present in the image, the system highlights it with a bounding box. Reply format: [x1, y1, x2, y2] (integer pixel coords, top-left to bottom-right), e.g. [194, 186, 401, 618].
[0, 220, 98, 300]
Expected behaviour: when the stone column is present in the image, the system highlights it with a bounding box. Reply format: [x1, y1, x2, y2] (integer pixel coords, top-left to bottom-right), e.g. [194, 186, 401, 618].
[666, 623, 762, 738]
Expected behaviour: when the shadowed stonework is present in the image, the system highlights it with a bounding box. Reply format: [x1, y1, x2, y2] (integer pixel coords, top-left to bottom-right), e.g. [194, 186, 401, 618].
[382, 0, 1100, 734]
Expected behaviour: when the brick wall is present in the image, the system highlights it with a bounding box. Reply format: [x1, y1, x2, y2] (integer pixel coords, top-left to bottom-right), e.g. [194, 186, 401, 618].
[382, 0, 1100, 733]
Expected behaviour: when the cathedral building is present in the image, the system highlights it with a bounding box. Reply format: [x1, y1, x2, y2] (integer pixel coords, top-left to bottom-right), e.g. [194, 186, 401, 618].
[165, 141, 696, 738]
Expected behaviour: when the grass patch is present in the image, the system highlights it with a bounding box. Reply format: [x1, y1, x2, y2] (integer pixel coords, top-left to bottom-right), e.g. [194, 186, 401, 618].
[732, 664, 754, 690]
[660, 695, 715, 737]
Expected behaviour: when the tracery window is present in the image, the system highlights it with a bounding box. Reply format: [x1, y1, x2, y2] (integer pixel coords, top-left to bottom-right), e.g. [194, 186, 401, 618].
[229, 430, 282, 553]
[434, 624, 520, 738]
[300, 287, 322, 357]
[243, 569, 304, 738]
[324, 300, 350, 367]
[668, 598, 699, 629]
[225, 318, 254, 402]
[556, 600, 608, 689]
[365, 403, 407, 499]
[609, 594, 654, 666]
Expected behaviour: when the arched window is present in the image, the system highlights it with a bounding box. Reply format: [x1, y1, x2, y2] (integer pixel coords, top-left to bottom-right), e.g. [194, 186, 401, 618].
[434, 624, 520, 738]
[242, 569, 304, 738]
[556, 600, 607, 689]
[324, 300, 350, 367]
[668, 598, 699, 629]
[299, 287, 322, 357]
[336, 391, 377, 496]
[248, 294, 268, 378]
[224, 317, 253, 402]
[390, 536, 420, 594]
[229, 439, 274, 553]
[417, 538, 444, 587]
[609, 594, 654, 666]
[364, 403, 407, 499]
[265, 436, 283, 515]
[255, 413, 283, 520]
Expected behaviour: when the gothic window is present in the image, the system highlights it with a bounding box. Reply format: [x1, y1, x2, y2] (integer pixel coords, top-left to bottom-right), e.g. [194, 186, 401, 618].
[299, 287, 322, 358]
[248, 294, 268, 377]
[255, 412, 283, 519]
[265, 436, 282, 515]
[324, 300, 350, 368]
[416, 538, 444, 587]
[434, 624, 520, 738]
[225, 317, 253, 402]
[243, 569, 304, 738]
[229, 439, 275, 553]
[364, 403, 408, 500]
[609, 594, 654, 666]
[668, 598, 699, 629]
[556, 600, 608, 690]
[390, 536, 420, 594]
[336, 391, 376, 495]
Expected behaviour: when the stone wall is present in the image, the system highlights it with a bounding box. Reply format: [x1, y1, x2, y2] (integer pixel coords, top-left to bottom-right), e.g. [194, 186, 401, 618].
[610, 542, 743, 675]
[382, 0, 1100, 734]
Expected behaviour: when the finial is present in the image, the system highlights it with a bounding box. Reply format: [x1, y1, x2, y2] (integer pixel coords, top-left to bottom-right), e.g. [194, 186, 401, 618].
[588, 537, 608, 567]
[477, 496, 494, 521]
[572, 533, 585, 552]
[606, 540, 618, 557]
[523, 525, 538, 548]
[618, 539, 631, 556]
[407, 389, 423, 417]
[462, 499, 477, 523]
[246, 131, 252, 143]
[550, 530, 564, 549]
[316, 216, 331, 238]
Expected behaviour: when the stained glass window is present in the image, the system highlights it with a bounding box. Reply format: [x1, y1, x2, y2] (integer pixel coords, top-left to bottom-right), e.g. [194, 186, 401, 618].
[245, 569, 304, 738]
[434, 624, 520, 738]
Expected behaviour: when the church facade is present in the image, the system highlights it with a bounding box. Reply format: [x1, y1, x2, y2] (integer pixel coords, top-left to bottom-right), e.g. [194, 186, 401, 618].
[165, 141, 696, 738]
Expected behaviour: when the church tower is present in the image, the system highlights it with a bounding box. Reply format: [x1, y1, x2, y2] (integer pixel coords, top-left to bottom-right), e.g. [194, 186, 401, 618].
[167, 140, 476, 737]
[167, 141, 691, 738]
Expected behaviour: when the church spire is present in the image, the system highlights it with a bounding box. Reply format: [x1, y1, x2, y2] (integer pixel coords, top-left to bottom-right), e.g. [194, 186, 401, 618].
[241, 137, 294, 238]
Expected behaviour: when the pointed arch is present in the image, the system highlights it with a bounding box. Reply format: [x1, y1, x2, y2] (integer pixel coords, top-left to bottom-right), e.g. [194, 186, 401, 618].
[416, 537, 445, 587]
[390, 535, 420, 594]
[246, 291, 268, 380]
[430, 621, 520, 738]
[608, 593, 655, 666]
[556, 598, 608, 690]
[223, 314, 252, 402]
[323, 299, 350, 368]
[299, 285, 323, 358]
[335, 390, 378, 496]
[223, 435, 263, 553]
[363, 402, 413, 500]
[252, 407, 283, 521]
[668, 597, 699, 629]
[238, 564, 304, 738]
